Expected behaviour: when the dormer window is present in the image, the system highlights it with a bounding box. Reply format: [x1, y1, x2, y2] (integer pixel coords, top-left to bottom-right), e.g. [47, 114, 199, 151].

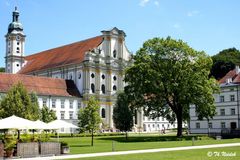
[226, 78, 232, 84]
[113, 50, 117, 58]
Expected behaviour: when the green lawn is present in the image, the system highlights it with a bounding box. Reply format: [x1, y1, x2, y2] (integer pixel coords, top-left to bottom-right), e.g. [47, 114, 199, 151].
[54, 134, 240, 154]
[69, 146, 240, 160]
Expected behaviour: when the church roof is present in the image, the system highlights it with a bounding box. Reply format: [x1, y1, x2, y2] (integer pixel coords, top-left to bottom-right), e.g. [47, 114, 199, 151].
[0, 73, 81, 97]
[18, 36, 103, 74]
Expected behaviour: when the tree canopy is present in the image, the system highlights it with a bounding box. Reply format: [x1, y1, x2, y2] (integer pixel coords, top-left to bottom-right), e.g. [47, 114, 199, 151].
[78, 97, 101, 146]
[0, 82, 40, 120]
[210, 48, 240, 80]
[124, 37, 219, 137]
[113, 92, 133, 140]
[40, 105, 57, 123]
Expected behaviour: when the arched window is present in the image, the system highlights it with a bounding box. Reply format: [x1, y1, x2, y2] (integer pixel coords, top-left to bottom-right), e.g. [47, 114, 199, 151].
[101, 84, 105, 94]
[91, 83, 95, 93]
[101, 108, 106, 118]
[78, 73, 81, 79]
[102, 74, 105, 79]
[113, 50, 117, 58]
[113, 76, 117, 81]
[91, 73, 95, 78]
[113, 85, 117, 91]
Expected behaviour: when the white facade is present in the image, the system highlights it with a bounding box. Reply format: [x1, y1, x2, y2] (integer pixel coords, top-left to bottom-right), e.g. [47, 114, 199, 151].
[37, 95, 81, 133]
[190, 83, 240, 134]
[142, 116, 177, 132]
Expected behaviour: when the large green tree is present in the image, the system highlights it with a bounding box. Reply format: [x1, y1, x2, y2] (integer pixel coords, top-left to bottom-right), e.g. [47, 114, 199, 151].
[40, 105, 57, 123]
[0, 82, 40, 120]
[210, 48, 240, 80]
[0, 67, 5, 72]
[124, 37, 219, 137]
[78, 97, 101, 146]
[113, 92, 133, 140]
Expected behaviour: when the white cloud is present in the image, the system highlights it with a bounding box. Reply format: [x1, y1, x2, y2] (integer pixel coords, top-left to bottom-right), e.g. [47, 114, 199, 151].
[173, 23, 181, 29]
[187, 10, 199, 17]
[154, 1, 159, 7]
[139, 0, 150, 7]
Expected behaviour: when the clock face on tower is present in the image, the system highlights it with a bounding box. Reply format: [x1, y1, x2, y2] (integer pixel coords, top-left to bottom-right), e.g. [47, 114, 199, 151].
[16, 35, 20, 41]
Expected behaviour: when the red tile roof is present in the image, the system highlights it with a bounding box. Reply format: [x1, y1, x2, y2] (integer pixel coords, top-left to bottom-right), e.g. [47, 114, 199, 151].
[218, 69, 240, 84]
[0, 73, 81, 97]
[18, 36, 103, 74]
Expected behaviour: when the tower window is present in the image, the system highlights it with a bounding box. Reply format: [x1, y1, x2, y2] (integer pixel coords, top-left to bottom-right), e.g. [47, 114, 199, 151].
[16, 47, 20, 53]
[113, 76, 117, 81]
[91, 83, 95, 93]
[91, 73, 95, 78]
[113, 50, 117, 58]
[16, 64, 19, 67]
[78, 73, 81, 79]
[17, 42, 19, 45]
[101, 84, 105, 94]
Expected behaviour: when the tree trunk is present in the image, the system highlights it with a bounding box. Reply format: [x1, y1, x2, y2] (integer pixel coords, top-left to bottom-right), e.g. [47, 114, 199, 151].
[125, 131, 128, 140]
[91, 129, 94, 146]
[176, 108, 183, 137]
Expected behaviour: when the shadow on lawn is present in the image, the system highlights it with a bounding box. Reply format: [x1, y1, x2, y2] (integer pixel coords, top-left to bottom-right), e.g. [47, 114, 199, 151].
[98, 135, 199, 143]
[70, 144, 92, 147]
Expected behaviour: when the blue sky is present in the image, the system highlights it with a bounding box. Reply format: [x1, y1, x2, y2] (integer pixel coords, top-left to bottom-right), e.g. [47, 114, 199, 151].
[0, 0, 240, 67]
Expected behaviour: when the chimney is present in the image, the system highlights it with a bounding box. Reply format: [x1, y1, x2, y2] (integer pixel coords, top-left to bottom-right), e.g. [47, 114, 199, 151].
[236, 66, 240, 74]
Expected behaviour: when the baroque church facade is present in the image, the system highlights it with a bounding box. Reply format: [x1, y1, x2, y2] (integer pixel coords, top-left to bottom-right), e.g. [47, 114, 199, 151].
[3, 7, 135, 132]
[1, 8, 177, 133]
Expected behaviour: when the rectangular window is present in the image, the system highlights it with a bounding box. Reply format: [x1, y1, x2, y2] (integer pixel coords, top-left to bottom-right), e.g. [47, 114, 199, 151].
[208, 122, 212, 129]
[231, 108, 236, 115]
[78, 101, 81, 109]
[196, 122, 200, 129]
[69, 111, 73, 120]
[43, 99, 47, 107]
[220, 96, 224, 102]
[61, 111, 65, 119]
[220, 109, 225, 116]
[230, 95, 235, 102]
[52, 100, 56, 108]
[70, 101, 73, 109]
[61, 100, 65, 109]
[221, 122, 226, 129]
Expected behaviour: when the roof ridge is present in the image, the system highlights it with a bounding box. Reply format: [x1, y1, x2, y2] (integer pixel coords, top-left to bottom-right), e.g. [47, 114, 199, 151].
[26, 35, 102, 58]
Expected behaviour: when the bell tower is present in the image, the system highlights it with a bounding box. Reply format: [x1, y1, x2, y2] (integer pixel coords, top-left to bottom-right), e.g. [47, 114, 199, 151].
[5, 7, 26, 73]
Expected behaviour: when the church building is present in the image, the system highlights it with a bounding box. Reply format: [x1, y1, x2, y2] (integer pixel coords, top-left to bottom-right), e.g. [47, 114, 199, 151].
[1, 7, 177, 133]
